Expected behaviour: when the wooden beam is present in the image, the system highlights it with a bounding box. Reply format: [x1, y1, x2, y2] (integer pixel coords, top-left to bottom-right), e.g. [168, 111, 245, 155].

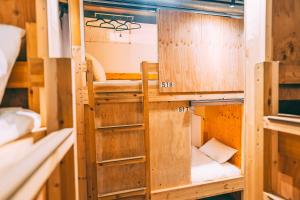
[105, 73, 157, 80]
[151, 176, 244, 200]
[244, 0, 269, 198]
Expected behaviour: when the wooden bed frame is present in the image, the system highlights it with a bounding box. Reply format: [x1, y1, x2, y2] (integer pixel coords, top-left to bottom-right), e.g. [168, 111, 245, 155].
[255, 61, 300, 200]
[85, 61, 245, 200]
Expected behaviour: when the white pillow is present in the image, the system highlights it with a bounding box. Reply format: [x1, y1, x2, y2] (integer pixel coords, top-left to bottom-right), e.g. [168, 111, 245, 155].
[0, 24, 25, 67]
[86, 53, 106, 81]
[0, 48, 8, 77]
[0, 24, 25, 103]
[199, 138, 237, 164]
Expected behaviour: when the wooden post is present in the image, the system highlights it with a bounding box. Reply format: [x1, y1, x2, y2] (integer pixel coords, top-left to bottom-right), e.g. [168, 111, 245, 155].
[141, 62, 151, 200]
[68, 0, 87, 199]
[254, 62, 279, 199]
[244, 0, 269, 199]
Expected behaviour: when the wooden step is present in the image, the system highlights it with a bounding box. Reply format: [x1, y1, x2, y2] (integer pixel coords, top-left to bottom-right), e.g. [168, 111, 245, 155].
[97, 123, 144, 131]
[98, 187, 146, 200]
[97, 156, 146, 167]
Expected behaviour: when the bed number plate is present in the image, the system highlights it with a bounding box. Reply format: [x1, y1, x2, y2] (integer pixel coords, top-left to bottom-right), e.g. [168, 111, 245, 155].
[177, 106, 190, 113]
[160, 81, 176, 88]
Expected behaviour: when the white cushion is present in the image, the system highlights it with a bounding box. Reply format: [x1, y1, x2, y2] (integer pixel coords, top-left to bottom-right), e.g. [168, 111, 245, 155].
[86, 53, 106, 81]
[199, 138, 237, 164]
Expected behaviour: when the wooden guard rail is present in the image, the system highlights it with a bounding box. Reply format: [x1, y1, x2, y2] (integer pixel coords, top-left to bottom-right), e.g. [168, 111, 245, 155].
[0, 128, 73, 199]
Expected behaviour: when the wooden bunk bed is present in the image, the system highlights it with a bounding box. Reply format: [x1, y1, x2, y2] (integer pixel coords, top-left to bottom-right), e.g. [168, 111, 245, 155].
[85, 61, 245, 200]
[255, 61, 300, 200]
[0, 20, 77, 199]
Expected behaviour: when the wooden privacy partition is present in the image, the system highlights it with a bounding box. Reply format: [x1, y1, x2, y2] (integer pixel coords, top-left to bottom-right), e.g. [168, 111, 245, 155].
[149, 101, 191, 190]
[158, 9, 244, 93]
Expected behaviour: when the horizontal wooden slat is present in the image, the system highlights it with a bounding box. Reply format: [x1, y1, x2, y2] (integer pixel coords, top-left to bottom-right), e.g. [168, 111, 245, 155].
[97, 123, 144, 130]
[106, 73, 157, 80]
[98, 187, 146, 199]
[151, 176, 244, 200]
[264, 116, 300, 136]
[279, 63, 300, 84]
[97, 156, 146, 167]
[7, 62, 29, 88]
[263, 192, 286, 200]
[0, 128, 73, 200]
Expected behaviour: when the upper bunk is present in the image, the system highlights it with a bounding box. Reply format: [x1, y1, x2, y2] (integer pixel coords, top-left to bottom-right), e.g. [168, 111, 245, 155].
[83, 4, 245, 104]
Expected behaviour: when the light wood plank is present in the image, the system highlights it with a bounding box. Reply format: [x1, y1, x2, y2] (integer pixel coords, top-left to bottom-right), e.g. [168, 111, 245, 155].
[158, 10, 244, 93]
[151, 176, 244, 200]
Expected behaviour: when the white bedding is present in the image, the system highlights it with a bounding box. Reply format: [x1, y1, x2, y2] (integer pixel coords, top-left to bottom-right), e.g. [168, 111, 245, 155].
[0, 24, 25, 103]
[0, 107, 41, 146]
[191, 146, 241, 183]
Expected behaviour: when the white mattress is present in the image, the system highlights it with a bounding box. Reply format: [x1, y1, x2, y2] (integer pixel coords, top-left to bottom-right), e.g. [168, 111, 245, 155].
[0, 108, 41, 146]
[191, 146, 241, 183]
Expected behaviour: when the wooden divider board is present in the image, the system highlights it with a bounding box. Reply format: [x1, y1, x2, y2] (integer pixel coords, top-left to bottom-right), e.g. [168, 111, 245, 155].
[149, 101, 191, 190]
[158, 9, 244, 93]
[195, 104, 243, 168]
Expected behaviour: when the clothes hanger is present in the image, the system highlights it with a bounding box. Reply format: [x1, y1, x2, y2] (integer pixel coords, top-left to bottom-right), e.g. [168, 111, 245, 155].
[85, 13, 142, 31]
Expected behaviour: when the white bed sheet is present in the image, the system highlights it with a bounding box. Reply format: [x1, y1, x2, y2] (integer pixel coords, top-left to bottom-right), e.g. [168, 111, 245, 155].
[191, 146, 241, 183]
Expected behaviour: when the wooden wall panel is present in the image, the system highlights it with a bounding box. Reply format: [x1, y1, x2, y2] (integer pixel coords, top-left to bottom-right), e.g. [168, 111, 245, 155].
[158, 10, 244, 93]
[96, 129, 145, 161]
[94, 102, 143, 128]
[0, 0, 36, 28]
[149, 101, 191, 190]
[272, 0, 300, 62]
[98, 163, 146, 194]
[202, 104, 243, 167]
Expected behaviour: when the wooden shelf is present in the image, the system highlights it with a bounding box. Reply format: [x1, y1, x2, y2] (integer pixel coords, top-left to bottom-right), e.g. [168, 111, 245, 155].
[97, 156, 146, 167]
[98, 187, 146, 199]
[264, 115, 300, 136]
[263, 192, 286, 200]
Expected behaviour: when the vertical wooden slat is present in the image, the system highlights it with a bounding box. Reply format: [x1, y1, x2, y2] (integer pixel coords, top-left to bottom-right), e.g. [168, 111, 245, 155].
[69, 0, 86, 199]
[141, 62, 151, 199]
[244, 0, 269, 199]
[85, 60, 98, 199]
[263, 62, 279, 194]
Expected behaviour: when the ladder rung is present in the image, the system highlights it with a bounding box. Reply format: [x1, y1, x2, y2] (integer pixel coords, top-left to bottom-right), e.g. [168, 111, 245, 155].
[97, 124, 144, 130]
[97, 156, 146, 167]
[98, 187, 146, 199]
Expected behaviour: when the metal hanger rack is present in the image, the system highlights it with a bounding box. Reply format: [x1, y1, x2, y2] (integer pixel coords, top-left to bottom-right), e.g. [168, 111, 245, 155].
[85, 13, 142, 31]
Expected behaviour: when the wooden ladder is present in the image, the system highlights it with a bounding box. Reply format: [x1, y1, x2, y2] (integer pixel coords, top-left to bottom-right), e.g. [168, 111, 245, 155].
[85, 61, 153, 200]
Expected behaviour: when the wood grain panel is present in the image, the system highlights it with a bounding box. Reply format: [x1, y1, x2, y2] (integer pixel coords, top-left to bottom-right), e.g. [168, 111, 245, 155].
[149, 101, 191, 190]
[96, 129, 145, 161]
[94, 102, 143, 128]
[272, 0, 300, 62]
[194, 104, 243, 167]
[98, 163, 146, 194]
[158, 10, 244, 93]
[277, 155, 300, 200]
[0, 0, 36, 28]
